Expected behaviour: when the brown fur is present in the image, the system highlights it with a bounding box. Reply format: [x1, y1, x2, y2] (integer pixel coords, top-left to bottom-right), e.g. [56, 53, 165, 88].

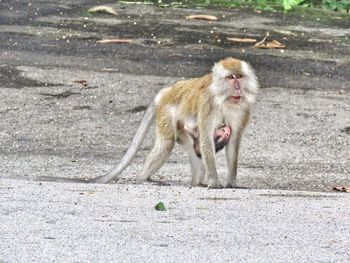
[219, 58, 243, 75]
[155, 74, 214, 141]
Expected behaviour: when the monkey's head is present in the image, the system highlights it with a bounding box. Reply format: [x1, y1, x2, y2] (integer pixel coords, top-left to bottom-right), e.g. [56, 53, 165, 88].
[210, 57, 259, 106]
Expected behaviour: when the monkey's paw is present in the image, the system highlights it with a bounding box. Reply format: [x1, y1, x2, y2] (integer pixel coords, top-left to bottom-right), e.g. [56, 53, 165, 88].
[207, 180, 223, 189]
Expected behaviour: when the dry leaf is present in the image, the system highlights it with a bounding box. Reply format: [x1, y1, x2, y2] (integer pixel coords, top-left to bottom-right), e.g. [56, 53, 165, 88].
[168, 53, 183, 57]
[227, 37, 257, 43]
[88, 6, 118, 16]
[258, 39, 286, 49]
[73, 80, 88, 87]
[185, 15, 218, 21]
[96, 39, 133, 44]
[254, 33, 286, 49]
[333, 185, 350, 192]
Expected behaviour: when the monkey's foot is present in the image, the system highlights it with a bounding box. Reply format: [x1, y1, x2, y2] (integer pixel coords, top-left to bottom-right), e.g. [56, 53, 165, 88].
[199, 182, 209, 188]
[207, 180, 223, 189]
[135, 176, 153, 184]
[137, 177, 154, 183]
[190, 180, 201, 187]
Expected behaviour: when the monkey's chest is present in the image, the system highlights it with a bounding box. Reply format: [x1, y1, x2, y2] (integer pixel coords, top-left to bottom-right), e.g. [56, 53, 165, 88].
[217, 104, 246, 129]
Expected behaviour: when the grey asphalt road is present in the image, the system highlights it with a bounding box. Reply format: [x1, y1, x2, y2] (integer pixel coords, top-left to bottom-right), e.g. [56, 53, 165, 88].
[1, 179, 350, 262]
[0, 0, 349, 262]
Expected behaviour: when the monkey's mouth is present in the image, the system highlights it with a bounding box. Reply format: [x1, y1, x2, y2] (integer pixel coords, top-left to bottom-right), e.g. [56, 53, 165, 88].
[230, 96, 241, 102]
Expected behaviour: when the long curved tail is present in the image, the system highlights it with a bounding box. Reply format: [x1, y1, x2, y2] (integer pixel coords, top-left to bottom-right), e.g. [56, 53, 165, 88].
[91, 102, 156, 183]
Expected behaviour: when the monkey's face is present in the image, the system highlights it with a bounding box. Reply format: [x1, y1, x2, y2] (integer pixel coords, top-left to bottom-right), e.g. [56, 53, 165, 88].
[211, 58, 259, 106]
[225, 73, 244, 103]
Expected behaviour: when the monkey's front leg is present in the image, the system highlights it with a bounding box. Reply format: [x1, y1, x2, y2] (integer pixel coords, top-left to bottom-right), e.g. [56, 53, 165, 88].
[225, 131, 242, 188]
[199, 129, 221, 189]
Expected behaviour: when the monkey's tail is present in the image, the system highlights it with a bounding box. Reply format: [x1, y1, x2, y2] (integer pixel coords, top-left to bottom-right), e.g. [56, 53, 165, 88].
[91, 102, 156, 183]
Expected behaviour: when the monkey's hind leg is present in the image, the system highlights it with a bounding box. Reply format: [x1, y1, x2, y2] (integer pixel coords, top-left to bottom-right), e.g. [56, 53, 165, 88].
[136, 134, 174, 183]
[187, 146, 206, 187]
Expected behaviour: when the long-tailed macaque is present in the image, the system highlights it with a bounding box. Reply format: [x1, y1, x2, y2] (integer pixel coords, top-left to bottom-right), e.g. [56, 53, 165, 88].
[91, 57, 259, 188]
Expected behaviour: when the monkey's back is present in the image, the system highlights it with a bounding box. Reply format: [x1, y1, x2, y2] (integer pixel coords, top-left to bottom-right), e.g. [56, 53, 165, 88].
[155, 74, 213, 140]
[163, 74, 212, 115]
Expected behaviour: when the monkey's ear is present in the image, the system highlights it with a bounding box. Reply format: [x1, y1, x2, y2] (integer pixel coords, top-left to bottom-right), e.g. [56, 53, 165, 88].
[241, 61, 259, 94]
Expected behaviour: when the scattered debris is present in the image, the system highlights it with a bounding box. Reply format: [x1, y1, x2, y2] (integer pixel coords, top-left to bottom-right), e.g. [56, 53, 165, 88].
[101, 68, 119, 72]
[308, 38, 333, 43]
[254, 33, 286, 49]
[88, 5, 118, 16]
[273, 30, 298, 36]
[168, 53, 183, 57]
[333, 185, 350, 192]
[185, 15, 218, 21]
[127, 105, 148, 113]
[227, 37, 257, 43]
[97, 39, 134, 44]
[73, 105, 92, 110]
[118, 1, 153, 5]
[96, 38, 172, 46]
[155, 202, 166, 211]
[341, 127, 350, 135]
[68, 189, 97, 195]
[73, 80, 88, 87]
[39, 91, 81, 99]
[73, 80, 97, 90]
[196, 205, 208, 210]
[198, 197, 239, 201]
[141, 38, 173, 46]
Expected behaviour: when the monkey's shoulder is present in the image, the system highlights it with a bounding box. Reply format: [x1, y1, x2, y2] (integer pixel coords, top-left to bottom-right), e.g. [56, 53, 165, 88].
[158, 74, 212, 111]
[173, 74, 212, 92]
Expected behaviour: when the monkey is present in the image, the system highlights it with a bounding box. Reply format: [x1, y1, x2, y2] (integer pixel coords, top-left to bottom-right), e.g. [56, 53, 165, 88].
[91, 57, 259, 188]
[38, 57, 258, 188]
[186, 124, 232, 159]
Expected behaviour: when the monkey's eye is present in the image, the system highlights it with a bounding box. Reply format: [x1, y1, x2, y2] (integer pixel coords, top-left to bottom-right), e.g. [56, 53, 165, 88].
[227, 74, 243, 79]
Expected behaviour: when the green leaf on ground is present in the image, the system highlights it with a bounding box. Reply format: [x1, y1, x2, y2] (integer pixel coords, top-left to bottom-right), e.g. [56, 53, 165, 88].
[155, 202, 166, 211]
